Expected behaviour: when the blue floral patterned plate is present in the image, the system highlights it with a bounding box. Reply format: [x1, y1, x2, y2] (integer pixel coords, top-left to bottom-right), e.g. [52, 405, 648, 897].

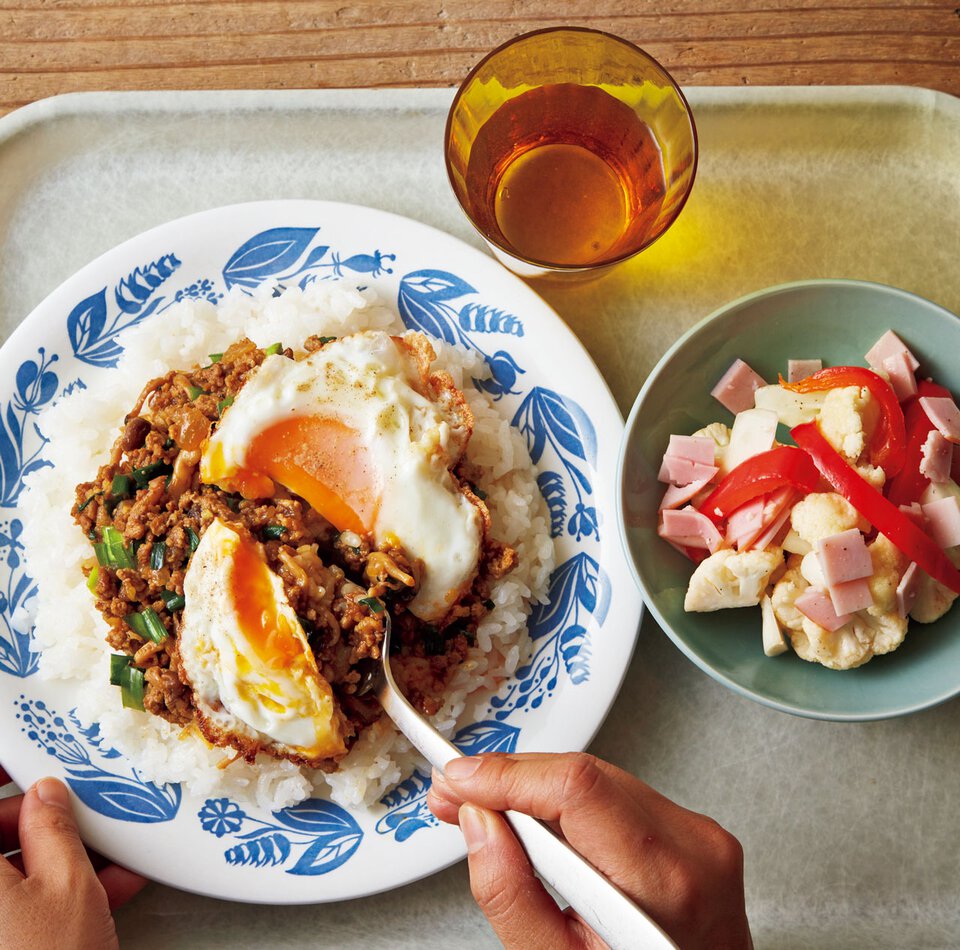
[0, 200, 642, 902]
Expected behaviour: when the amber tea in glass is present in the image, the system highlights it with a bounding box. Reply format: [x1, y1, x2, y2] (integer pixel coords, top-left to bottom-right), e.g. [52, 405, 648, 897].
[445, 28, 698, 278]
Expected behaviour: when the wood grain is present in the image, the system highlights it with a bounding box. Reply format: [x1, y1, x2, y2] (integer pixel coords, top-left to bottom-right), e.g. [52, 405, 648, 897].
[1, 1, 958, 116]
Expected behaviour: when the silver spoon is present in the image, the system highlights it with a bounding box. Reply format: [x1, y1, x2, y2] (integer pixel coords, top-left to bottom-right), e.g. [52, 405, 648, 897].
[374, 611, 677, 950]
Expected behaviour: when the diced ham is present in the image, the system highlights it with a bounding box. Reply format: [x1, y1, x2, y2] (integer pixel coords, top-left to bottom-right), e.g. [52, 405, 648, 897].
[725, 496, 765, 548]
[881, 351, 918, 402]
[711, 359, 767, 415]
[787, 359, 822, 383]
[919, 430, 953, 484]
[658, 456, 718, 487]
[659, 475, 714, 510]
[750, 503, 794, 551]
[920, 495, 960, 549]
[795, 587, 854, 632]
[667, 435, 715, 466]
[919, 396, 960, 445]
[659, 507, 723, 553]
[899, 502, 928, 529]
[865, 330, 920, 374]
[815, 528, 873, 585]
[726, 408, 779, 472]
[828, 576, 874, 615]
[896, 562, 921, 618]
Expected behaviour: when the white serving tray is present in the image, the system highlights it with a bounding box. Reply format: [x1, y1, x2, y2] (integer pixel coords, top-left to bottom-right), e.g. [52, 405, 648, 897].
[1, 87, 958, 949]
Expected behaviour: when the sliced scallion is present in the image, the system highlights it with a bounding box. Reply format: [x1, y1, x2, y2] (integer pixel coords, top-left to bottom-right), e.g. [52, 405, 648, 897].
[109, 652, 131, 686]
[186, 527, 201, 553]
[124, 607, 168, 644]
[94, 526, 135, 569]
[217, 396, 234, 414]
[119, 665, 145, 711]
[86, 564, 99, 593]
[132, 461, 172, 488]
[110, 474, 133, 499]
[261, 524, 286, 540]
[160, 589, 185, 612]
[358, 596, 384, 613]
[77, 492, 101, 513]
[264, 342, 283, 356]
[208, 352, 223, 364]
[318, 336, 337, 345]
[150, 540, 166, 570]
[187, 385, 206, 401]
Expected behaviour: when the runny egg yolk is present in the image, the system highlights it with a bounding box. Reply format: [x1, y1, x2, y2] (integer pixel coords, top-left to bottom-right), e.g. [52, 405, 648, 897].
[209, 416, 380, 537]
[229, 527, 311, 674]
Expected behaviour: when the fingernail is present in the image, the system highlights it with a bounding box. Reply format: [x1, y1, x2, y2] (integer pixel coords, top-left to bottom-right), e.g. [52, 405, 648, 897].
[430, 768, 452, 795]
[35, 777, 69, 809]
[458, 803, 488, 854]
[444, 756, 482, 782]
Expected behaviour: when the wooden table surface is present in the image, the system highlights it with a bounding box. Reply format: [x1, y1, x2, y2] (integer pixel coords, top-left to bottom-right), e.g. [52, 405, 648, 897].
[2, 0, 959, 118]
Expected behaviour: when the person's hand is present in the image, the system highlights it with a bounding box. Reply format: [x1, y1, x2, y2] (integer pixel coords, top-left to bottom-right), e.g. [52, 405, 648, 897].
[0, 768, 147, 950]
[427, 752, 752, 950]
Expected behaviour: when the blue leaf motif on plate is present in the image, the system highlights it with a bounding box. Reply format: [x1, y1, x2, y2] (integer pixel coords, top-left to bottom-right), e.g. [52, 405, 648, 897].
[376, 769, 438, 842]
[397, 269, 526, 397]
[0, 526, 39, 678]
[512, 388, 598, 540]
[16, 698, 181, 822]
[222, 227, 322, 289]
[1, 349, 57, 509]
[489, 554, 609, 719]
[454, 719, 521, 755]
[198, 796, 363, 875]
[68, 255, 182, 367]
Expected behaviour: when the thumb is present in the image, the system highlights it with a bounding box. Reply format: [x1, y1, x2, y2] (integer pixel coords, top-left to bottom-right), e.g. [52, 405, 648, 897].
[19, 778, 95, 883]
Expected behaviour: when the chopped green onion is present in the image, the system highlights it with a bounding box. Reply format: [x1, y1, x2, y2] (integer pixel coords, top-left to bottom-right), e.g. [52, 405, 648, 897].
[358, 596, 384, 613]
[186, 527, 201, 553]
[77, 492, 101, 513]
[94, 526, 135, 569]
[318, 336, 337, 345]
[217, 396, 234, 414]
[87, 529, 97, 540]
[132, 461, 172, 488]
[187, 385, 206, 401]
[208, 352, 223, 364]
[109, 653, 131, 686]
[160, 589, 186, 612]
[124, 606, 168, 644]
[261, 524, 286, 540]
[86, 564, 99, 593]
[264, 342, 283, 356]
[150, 540, 166, 570]
[110, 474, 133, 499]
[162, 437, 176, 450]
[119, 665, 145, 711]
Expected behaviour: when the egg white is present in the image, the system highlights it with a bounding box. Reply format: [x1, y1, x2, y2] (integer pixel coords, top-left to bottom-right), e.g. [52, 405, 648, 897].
[200, 331, 482, 621]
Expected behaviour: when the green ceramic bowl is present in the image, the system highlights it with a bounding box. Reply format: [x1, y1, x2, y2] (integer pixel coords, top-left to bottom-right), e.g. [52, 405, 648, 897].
[618, 279, 960, 721]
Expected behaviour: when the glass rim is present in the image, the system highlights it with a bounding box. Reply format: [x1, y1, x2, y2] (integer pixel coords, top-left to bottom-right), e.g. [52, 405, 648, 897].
[443, 26, 700, 272]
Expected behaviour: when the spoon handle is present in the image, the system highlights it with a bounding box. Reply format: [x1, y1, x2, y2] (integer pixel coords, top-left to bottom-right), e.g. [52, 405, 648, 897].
[376, 684, 677, 950]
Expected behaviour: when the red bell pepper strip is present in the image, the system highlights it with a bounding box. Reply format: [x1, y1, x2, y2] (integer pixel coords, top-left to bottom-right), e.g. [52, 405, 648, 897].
[885, 380, 953, 507]
[780, 366, 906, 478]
[697, 446, 821, 526]
[792, 421, 960, 595]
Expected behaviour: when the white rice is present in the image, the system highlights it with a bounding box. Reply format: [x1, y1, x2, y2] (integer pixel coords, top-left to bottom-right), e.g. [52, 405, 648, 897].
[20, 281, 554, 810]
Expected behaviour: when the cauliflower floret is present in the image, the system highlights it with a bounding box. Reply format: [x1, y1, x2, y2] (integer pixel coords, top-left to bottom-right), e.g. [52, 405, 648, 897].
[692, 422, 732, 476]
[910, 546, 960, 623]
[790, 492, 868, 546]
[770, 544, 907, 670]
[854, 462, 886, 491]
[818, 385, 880, 463]
[684, 548, 783, 612]
[866, 534, 908, 618]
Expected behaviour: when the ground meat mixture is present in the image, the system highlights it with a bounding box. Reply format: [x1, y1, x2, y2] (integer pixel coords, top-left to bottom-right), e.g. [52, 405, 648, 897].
[73, 336, 514, 769]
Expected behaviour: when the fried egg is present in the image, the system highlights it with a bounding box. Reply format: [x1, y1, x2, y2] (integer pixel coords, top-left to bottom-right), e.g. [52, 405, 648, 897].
[200, 331, 482, 622]
[178, 518, 347, 766]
